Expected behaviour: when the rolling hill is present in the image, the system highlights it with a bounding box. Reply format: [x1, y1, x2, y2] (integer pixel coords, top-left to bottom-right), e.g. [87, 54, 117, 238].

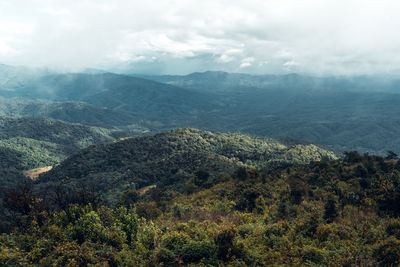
[0, 116, 144, 204]
[37, 128, 336, 203]
[0, 96, 146, 127]
[11, 73, 219, 117]
[0, 115, 144, 173]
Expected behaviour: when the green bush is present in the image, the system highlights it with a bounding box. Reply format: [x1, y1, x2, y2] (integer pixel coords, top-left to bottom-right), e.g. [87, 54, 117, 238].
[302, 245, 325, 264]
[373, 238, 400, 266]
[181, 240, 217, 264]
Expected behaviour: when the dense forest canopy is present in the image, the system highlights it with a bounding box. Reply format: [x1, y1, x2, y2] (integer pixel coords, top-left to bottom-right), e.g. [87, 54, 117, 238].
[1, 150, 400, 266]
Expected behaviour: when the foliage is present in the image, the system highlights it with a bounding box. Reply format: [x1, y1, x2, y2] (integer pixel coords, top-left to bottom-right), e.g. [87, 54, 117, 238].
[37, 128, 336, 204]
[1, 149, 400, 265]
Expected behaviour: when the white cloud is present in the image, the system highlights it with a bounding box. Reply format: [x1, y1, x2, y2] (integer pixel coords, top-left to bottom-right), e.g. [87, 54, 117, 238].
[0, 40, 17, 55]
[240, 62, 252, 68]
[217, 54, 235, 63]
[0, 22, 34, 34]
[242, 57, 255, 63]
[239, 57, 255, 68]
[41, 7, 70, 15]
[283, 60, 300, 71]
[0, 0, 400, 74]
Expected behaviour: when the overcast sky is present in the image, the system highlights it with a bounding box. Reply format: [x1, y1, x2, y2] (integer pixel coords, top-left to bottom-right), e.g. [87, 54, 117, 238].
[1, 0, 400, 75]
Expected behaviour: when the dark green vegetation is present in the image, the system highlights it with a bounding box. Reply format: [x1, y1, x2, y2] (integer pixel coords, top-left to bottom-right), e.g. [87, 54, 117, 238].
[2, 148, 400, 265]
[0, 116, 133, 166]
[0, 96, 146, 127]
[0, 116, 140, 197]
[36, 128, 336, 204]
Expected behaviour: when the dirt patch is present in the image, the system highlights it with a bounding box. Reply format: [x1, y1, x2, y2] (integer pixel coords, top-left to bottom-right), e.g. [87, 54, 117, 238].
[24, 166, 53, 180]
[138, 184, 157, 196]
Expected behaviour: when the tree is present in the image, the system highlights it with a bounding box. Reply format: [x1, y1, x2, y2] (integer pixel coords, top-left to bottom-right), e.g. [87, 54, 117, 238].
[114, 206, 139, 246]
[386, 151, 398, 160]
[323, 195, 338, 223]
[119, 190, 140, 208]
[374, 238, 400, 266]
[343, 151, 363, 164]
[194, 170, 210, 187]
[255, 195, 266, 214]
[214, 227, 238, 261]
[2, 183, 47, 231]
[233, 167, 248, 181]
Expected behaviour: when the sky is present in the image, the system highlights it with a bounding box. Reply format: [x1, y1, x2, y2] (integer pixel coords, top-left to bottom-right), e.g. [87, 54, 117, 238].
[1, 0, 400, 75]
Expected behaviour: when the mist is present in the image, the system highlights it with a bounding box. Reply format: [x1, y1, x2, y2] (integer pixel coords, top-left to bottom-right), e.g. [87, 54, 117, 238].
[1, 0, 400, 75]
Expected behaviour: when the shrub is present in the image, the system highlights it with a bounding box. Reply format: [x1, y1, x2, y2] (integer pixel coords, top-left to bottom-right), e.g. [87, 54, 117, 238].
[155, 248, 176, 266]
[323, 196, 338, 223]
[373, 238, 400, 266]
[119, 190, 140, 207]
[214, 226, 243, 261]
[135, 201, 161, 220]
[70, 210, 106, 244]
[181, 240, 217, 264]
[302, 245, 325, 264]
[114, 206, 139, 246]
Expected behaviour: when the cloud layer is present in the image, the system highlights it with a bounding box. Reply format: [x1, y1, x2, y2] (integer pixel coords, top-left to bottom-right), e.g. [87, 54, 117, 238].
[1, 0, 400, 75]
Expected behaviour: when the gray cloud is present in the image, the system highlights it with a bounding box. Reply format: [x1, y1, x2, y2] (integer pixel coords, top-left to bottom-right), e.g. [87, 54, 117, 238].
[1, 0, 400, 75]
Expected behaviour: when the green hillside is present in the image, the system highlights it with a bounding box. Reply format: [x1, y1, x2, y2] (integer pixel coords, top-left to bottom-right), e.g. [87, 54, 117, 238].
[37, 128, 336, 204]
[0, 116, 129, 151]
[0, 116, 141, 199]
[0, 96, 145, 127]
[0, 137, 62, 169]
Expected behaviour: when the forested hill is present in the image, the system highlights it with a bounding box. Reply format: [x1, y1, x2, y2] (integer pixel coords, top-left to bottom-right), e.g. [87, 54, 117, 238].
[0, 96, 145, 127]
[0, 116, 141, 210]
[4, 73, 217, 117]
[37, 128, 336, 203]
[0, 116, 135, 188]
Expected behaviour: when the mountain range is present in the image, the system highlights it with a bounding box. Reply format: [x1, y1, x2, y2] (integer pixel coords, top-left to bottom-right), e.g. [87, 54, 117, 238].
[0, 63, 400, 157]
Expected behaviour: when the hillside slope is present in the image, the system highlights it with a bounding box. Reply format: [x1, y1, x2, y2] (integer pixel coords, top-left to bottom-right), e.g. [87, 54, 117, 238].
[13, 73, 218, 118]
[37, 128, 336, 203]
[0, 116, 140, 170]
[0, 97, 145, 127]
[0, 116, 143, 202]
[142, 72, 400, 154]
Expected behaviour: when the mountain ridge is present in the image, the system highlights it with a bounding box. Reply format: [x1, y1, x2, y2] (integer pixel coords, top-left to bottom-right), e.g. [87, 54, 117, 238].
[36, 127, 336, 204]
